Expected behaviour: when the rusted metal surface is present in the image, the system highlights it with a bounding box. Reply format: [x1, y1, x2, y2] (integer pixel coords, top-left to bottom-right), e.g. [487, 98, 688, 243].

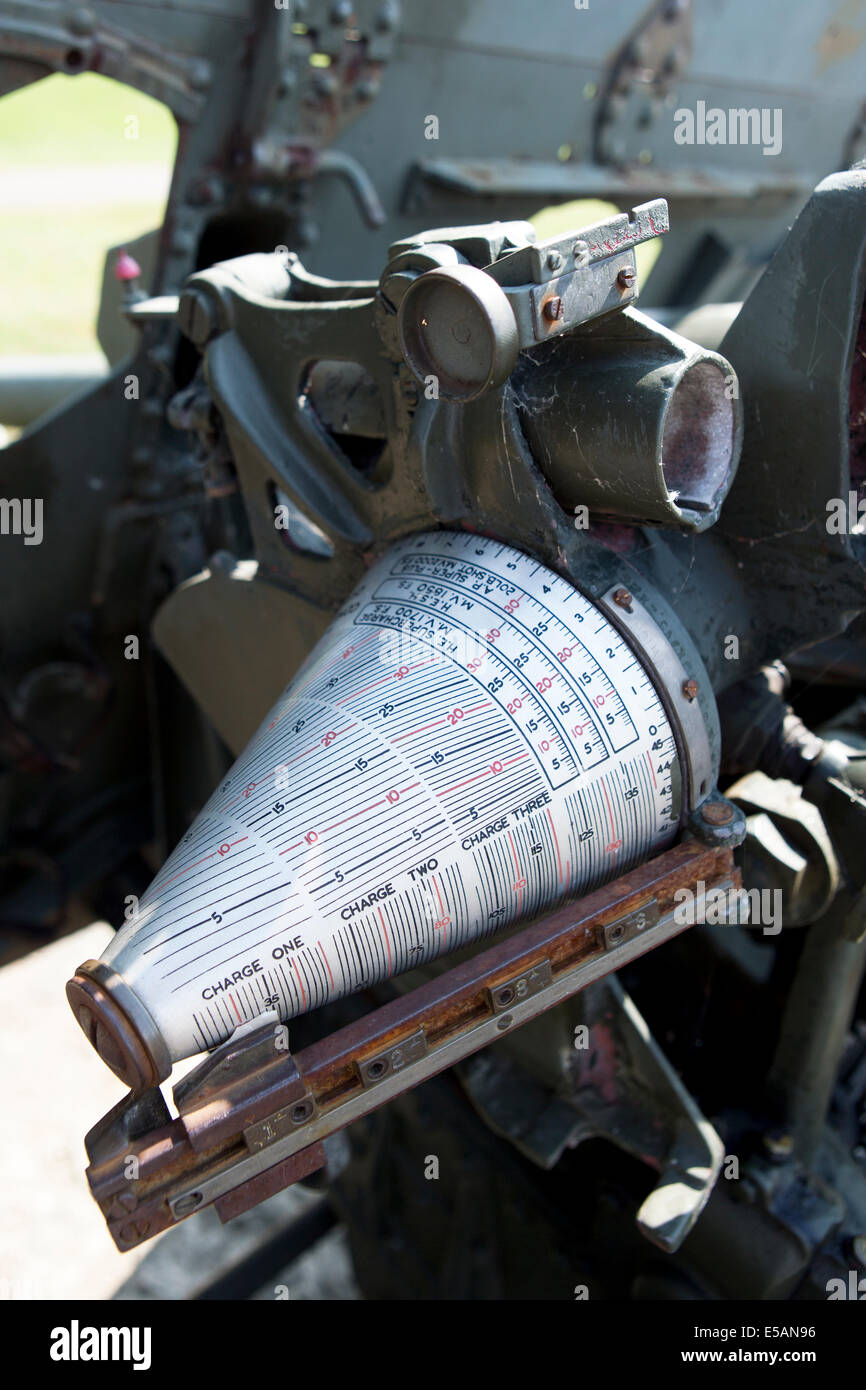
[174, 1028, 313, 1155]
[212, 1145, 327, 1224]
[294, 841, 725, 1096]
[83, 839, 736, 1251]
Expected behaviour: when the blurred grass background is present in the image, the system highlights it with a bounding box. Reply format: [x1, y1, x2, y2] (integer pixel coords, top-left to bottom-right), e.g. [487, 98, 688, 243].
[0, 74, 659, 358]
[1, 73, 177, 355]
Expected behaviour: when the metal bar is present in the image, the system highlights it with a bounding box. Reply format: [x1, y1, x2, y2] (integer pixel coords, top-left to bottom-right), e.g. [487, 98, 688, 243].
[85, 839, 736, 1250]
[767, 896, 866, 1160]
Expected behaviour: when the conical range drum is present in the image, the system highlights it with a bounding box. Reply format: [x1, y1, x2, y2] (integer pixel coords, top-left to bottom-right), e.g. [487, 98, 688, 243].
[68, 531, 696, 1089]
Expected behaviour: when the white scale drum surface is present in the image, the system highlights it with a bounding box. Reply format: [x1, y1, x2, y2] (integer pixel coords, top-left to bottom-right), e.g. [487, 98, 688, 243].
[68, 531, 702, 1089]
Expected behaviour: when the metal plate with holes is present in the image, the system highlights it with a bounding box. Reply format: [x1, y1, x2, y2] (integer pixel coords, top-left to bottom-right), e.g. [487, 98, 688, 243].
[244, 1095, 317, 1153]
[357, 1029, 428, 1087]
[526, 200, 670, 283]
[168, 889, 703, 1216]
[603, 899, 659, 950]
[527, 251, 636, 340]
[88, 844, 738, 1246]
[488, 960, 553, 1013]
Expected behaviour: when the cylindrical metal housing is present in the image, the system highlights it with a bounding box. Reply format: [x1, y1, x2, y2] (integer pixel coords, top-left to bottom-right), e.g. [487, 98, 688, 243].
[513, 308, 742, 531]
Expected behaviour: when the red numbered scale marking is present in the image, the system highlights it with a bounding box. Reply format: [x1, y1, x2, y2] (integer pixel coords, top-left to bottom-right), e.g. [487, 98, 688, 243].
[88, 532, 683, 1069]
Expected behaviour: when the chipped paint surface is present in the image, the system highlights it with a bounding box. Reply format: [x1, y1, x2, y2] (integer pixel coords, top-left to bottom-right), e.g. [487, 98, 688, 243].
[816, 0, 866, 72]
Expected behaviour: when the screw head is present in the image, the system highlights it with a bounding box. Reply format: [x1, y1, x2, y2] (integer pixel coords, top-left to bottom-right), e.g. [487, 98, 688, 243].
[173, 1192, 203, 1217]
[682, 678, 699, 701]
[701, 801, 734, 826]
[573, 239, 590, 265]
[542, 297, 564, 323]
[612, 587, 633, 610]
[617, 266, 637, 290]
[546, 250, 564, 272]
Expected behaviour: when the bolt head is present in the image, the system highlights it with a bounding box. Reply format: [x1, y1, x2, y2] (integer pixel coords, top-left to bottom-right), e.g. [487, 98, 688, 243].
[542, 297, 564, 323]
[682, 678, 699, 701]
[701, 801, 734, 827]
[612, 587, 633, 610]
[617, 266, 637, 290]
[546, 250, 563, 272]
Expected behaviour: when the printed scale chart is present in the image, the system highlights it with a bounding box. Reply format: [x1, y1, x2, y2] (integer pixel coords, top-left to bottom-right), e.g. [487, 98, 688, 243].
[90, 531, 682, 1067]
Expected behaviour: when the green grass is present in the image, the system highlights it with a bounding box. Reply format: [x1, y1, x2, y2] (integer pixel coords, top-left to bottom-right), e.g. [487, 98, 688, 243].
[1, 73, 176, 354]
[0, 71, 176, 165]
[1, 205, 165, 354]
[0, 80, 661, 358]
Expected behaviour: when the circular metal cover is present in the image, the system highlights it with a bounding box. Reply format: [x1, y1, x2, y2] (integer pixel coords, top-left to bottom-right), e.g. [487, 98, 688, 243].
[397, 264, 519, 402]
[66, 959, 171, 1092]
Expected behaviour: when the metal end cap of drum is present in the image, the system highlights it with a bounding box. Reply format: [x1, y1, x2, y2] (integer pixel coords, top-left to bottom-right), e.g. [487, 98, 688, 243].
[66, 960, 172, 1092]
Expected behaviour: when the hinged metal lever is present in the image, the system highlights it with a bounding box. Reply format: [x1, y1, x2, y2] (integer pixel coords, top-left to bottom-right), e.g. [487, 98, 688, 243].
[392, 199, 669, 401]
[494, 196, 669, 344]
[493, 199, 669, 288]
[123, 295, 180, 324]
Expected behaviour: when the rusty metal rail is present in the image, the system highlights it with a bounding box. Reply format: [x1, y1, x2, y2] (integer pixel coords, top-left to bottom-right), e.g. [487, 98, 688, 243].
[83, 839, 736, 1251]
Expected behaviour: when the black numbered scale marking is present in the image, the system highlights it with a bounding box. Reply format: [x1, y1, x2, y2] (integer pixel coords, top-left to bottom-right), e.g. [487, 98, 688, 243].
[87, 532, 682, 1068]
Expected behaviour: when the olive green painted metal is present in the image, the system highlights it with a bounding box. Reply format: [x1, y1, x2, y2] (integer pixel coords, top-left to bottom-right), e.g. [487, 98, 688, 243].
[3, 0, 866, 1301]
